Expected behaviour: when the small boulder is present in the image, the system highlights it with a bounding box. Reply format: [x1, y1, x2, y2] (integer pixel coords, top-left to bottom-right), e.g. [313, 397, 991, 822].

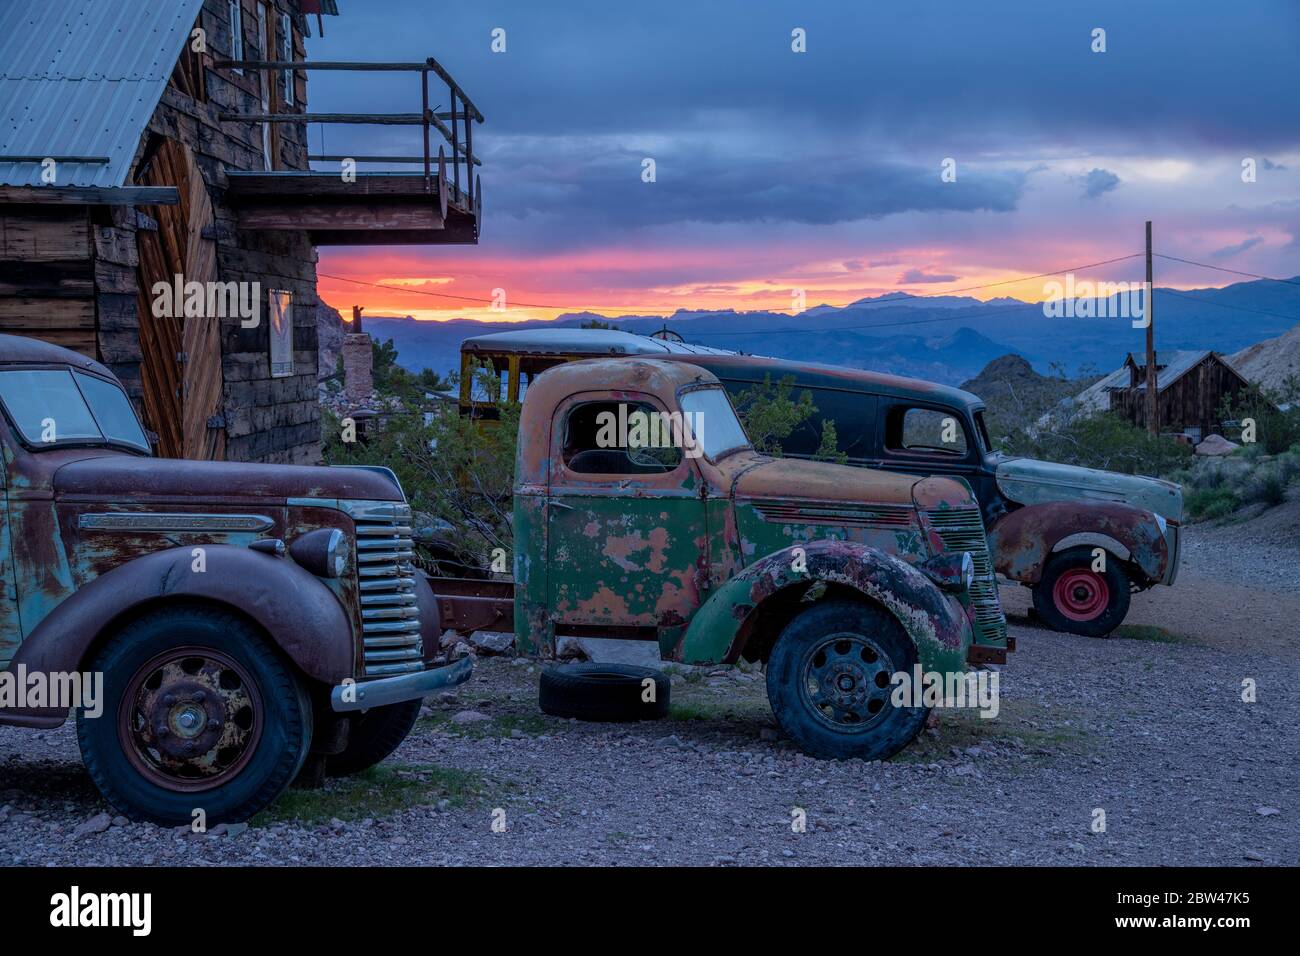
[451, 709, 491, 725]
[72, 812, 113, 840]
[468, 630, 515, 656]
[1195, 433, 1239, 456]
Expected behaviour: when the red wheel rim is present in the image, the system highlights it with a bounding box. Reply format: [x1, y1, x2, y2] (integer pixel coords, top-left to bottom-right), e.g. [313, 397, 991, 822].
[1052, 569, 1110, 622]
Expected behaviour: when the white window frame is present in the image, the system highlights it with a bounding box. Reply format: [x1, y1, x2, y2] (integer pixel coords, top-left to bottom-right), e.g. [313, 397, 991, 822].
[280, 13, 295, 106]
[269, 290, 294, 379]
[255, 3, 272, 170]
[228, 0, 244, 73]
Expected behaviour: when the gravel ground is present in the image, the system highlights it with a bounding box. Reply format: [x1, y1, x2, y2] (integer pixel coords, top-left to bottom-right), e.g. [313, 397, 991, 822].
[0, 523, 1294, 867]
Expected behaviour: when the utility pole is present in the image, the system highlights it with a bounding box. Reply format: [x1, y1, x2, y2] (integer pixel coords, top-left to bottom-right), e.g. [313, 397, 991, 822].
[1145, 221, 1158, 436]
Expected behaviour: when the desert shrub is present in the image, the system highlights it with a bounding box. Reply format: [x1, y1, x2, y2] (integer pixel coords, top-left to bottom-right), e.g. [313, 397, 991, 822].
[323, 359, 517, 571]
[1185, 486, 1239, 521]
[1217, 377, 1300, 455]
[998, 410, 1191, 477]
[732, 373, 843, 459]
[1241, 463, 1288, 507]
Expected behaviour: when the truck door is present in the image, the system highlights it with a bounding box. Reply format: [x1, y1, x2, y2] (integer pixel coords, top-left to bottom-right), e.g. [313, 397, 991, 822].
[546, 393, 707, 635]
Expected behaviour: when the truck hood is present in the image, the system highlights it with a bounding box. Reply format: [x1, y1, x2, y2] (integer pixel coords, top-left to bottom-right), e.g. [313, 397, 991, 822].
[52, 453, 404, 503]
[995, 457, 1182, 521]
[730, 453, 974, 510]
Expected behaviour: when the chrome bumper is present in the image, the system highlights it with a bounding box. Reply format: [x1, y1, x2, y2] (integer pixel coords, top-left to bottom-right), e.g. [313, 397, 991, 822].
[330, 655, 473, 712]
[1162, 520, 1181, 586]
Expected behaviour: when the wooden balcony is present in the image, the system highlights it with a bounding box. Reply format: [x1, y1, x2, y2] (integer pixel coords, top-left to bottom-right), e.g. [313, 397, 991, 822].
[223, 167, 478, 245]
[215, 57, 482, 246]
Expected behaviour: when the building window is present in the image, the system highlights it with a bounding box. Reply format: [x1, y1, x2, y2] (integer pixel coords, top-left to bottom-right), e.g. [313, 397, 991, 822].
[228, 0, 244, 73]
[269, 290, 294, 378]
[255, 3, 272, 169]
[280, 13, 295, 106]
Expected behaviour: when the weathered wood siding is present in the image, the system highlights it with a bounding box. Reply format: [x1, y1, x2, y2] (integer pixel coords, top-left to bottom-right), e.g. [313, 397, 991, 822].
[1109, 355, 1252, 436]
[142, 0, 320, 464]
[0, 207, 97, 356]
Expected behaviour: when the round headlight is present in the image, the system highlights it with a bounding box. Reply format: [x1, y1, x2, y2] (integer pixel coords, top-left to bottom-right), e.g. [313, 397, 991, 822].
[960, 551, 975, 591]
[289, 527, 349, 578]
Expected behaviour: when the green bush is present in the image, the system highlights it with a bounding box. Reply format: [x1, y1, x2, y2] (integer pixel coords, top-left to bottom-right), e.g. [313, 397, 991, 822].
[1185, 486, 1239, 521]
[1243, 463, 1287, 507]
[998, 411, 1192, 477]
[323, 359, 518, 572]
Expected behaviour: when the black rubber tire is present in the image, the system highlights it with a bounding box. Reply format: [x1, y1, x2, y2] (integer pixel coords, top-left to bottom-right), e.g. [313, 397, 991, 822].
[326, 700, 423, 777]
[766, 600, 928, 761]
[538, 662, 670, 722]
[76, 605, 313, 826]
[1032, 546, 1131, 638]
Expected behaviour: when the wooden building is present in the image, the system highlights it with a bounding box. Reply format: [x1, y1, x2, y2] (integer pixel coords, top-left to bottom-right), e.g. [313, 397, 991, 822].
[1105, 350, 1253, 441]
[0, 0, 482, 463]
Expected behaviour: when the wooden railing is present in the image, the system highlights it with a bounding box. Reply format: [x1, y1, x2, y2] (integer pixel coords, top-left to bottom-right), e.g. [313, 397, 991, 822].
[215, 57, 483, 208]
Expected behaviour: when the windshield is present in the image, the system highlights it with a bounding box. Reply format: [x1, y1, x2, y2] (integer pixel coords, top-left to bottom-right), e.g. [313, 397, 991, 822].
[0, 369, 150, 453]
[679, 386, 750, 460]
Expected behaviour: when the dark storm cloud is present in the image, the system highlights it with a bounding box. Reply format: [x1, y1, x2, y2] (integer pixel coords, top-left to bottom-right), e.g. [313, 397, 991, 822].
[1211, 237, 1264, 259]
[310, 0, 1300, 153]
[483, 145, 1028, 230]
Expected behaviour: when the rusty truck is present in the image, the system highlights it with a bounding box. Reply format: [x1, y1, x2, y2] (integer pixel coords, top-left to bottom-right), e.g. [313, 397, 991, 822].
[430, 355, 1010, 760]
[0, 334, 470, 824]
[459, 330, 1183, 637]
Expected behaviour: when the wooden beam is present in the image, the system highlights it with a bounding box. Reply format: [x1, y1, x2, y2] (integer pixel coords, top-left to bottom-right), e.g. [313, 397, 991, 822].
[220, 112, 424, 125]
[308, 154, 482, 167]
[224, 172, 439, 199]
[215, 59, 431, 72]
[0, 186, 179, 206]
[234, 203, 445, 232]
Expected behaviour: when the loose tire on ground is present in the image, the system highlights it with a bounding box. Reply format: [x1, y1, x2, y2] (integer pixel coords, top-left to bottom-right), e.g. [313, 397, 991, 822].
[326, 700, 423, 777]
[766, 599, 928, 761]
[1032, 546, 1130, 637]
[76, 605, 313, 825]
[538, 662, 670, 722]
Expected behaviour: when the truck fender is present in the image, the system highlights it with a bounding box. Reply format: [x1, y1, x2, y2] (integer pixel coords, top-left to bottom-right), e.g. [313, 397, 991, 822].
[988, 500, 1168, 585]
[7, 545, 355, 719]
[676, 539, 971, 674]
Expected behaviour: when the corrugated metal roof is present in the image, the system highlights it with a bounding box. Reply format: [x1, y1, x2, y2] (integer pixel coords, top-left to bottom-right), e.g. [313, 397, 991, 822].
[0, 0, 204, 188]
[1110, 350, 1213, 393]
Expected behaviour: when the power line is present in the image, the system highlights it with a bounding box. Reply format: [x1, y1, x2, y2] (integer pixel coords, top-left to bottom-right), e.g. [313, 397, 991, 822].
[1152, 254, 1300, 288]
[318, 253, 1147, 319]
[1159, 289, 1300, 322]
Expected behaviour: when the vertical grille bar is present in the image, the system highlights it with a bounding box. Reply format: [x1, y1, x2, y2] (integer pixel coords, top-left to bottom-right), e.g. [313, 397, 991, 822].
[346, 500, 424, 675]
[925, 507, 1008, 646]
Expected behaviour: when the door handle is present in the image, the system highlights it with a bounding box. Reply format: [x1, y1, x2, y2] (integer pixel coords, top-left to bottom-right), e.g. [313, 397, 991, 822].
[548, 500, 574, 512]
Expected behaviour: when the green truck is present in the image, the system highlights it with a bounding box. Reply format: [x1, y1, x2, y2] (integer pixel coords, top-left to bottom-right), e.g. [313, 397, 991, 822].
[459, 355, 1010, 760]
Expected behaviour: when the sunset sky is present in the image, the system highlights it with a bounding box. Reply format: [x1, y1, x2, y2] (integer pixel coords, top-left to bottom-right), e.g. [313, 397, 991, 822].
[306, 1, 1300, 324]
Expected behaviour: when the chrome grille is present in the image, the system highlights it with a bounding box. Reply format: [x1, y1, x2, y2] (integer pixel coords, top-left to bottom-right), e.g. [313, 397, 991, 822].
[925, 507, 1007, 645]
[347, 500, 424, 676]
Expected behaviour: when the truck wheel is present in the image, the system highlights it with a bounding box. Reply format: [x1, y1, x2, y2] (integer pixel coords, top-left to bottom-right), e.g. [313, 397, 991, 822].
[1032, 546, 1130, 637]
[326, 700, 423, 777]
[766, 600, 927, 761]
[538, 663, 670, 721]
[76, 605, 313, 826]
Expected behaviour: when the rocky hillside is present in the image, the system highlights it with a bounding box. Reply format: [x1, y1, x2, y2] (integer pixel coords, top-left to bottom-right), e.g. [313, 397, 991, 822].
[1231, 321, 1300, 396]
[960, 354, 1099, 439]
[317, 300, 345, 381]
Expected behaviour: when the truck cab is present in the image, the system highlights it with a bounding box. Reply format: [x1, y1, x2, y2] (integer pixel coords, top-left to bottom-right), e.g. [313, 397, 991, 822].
[509, 358, 1008, 760]
[0, 334, 470, 824]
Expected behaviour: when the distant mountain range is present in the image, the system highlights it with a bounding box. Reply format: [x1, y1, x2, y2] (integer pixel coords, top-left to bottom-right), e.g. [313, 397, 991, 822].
[346, 274, 1300, 386]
